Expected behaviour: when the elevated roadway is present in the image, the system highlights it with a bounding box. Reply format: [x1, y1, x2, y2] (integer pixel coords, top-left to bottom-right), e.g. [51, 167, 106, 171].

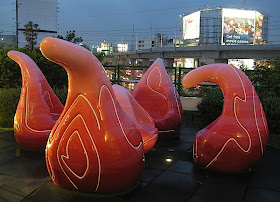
[112, 44, 280, 64]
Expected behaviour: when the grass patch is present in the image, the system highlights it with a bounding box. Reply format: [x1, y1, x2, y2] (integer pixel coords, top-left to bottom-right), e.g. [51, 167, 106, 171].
[0, 128, 13, 132]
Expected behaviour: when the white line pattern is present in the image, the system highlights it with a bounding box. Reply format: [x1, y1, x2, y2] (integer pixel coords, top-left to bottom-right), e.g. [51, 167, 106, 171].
[173, 87, 183, 122]
[146, 66, 167, 100]
[54, 94, 101, 192]
[44, 91, 55, 108]
[98, 85, 142, 150]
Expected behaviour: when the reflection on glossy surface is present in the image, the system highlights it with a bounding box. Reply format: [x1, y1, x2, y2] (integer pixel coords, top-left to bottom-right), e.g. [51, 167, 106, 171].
[8, 51, 64, 150]
[113, 84, 158, 154]
[40, 37, 144, 193]
[132, 58, 183, 136]
[182, 64, 269, 172]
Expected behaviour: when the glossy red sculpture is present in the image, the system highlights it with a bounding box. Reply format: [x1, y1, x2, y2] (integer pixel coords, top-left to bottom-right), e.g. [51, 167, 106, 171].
[132, 58, 183, 136]
[182, 64, 269, 172]
[8, 51, 64, 150]
[113, 85, 158, 153]
[40, 37, 144, 193]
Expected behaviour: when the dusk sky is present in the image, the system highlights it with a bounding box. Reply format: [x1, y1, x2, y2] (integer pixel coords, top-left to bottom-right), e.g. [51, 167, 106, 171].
[1, 0, 280, 45]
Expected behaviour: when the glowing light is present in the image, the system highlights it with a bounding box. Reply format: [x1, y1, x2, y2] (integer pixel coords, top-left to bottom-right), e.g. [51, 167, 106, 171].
[166, 158, 172, 162]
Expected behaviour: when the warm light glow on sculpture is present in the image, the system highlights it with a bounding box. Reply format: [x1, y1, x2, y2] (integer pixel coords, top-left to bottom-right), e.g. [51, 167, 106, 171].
[132, 58, 183, 136]
[8, 51, 64, 150]
[112, 85, 158, 153]
[40, 37, 144, 193]
[182, 64, 269, 172]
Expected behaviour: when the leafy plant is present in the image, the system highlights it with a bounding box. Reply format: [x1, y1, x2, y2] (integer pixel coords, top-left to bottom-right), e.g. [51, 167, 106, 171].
[261, 96, 280, 134]
[0, 88, 20, 127]
[196, 87, 224, 125]
[23, 21, 40, 50]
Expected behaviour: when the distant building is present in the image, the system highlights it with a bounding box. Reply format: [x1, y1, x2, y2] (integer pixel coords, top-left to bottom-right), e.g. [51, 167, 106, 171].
[136, 33, 169, 51]
[16, 0, 58, 48]
[137, 38, 153, 51]
[0, 35, 17, 47]
[154, 33, 168, 48]
[97, 43, 112, 55]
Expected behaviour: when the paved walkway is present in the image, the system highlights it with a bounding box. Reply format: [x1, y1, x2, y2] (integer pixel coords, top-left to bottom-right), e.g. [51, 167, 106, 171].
[0, 126, 280, 202]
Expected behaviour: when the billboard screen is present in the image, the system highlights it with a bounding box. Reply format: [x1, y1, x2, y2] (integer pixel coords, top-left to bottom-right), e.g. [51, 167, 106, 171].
[183, 11, 200, 40]
[222, 8, 264, 45]
[255, 11, 264, 44]
[117, 44, 128, 52]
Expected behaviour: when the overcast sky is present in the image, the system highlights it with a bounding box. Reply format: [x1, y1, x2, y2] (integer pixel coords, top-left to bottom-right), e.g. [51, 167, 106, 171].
[1, 0, 280, 45]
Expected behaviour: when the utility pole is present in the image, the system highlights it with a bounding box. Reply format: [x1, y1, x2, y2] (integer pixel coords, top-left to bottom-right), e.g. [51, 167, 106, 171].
[16, 0, 19, 48]
[150, 24, 153, 49]
[132, 24, 134, 51]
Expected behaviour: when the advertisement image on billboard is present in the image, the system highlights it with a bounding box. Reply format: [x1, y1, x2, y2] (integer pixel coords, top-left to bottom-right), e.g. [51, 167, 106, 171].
[183, 11, 200, 40]
[117, 44, 128, 52]
[222, 8, 264, 45]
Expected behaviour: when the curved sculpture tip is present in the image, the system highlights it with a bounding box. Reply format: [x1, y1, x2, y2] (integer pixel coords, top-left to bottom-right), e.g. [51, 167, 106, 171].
[40, 37, 102, 75]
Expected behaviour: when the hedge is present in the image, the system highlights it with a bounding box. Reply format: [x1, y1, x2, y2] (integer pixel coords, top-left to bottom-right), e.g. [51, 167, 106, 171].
[0, 87, 67, 128]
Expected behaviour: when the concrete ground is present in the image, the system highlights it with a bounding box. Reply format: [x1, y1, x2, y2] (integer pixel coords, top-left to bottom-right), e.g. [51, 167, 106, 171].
[0, 125, 280, 202]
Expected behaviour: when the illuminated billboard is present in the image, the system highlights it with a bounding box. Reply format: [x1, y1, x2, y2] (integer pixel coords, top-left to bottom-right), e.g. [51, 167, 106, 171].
[222, 8, 264, 45]
[117, 44, 128, 52]
[183, 11, 200, 40]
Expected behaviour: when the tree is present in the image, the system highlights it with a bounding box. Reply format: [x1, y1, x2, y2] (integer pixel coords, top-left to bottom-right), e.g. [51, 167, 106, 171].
[57, 30, 83, 44]
[23, 21, 40, 50]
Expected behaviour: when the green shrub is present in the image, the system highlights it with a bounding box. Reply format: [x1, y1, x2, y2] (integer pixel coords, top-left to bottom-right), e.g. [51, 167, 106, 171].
[196, 87, 280, 135]
[0, 47, 68, 89]
[261, 96, 280, 134]
[53, 86, 68, 105]
[0, 88, 20, 127]
[0, 87, 67, 128]
[197, 87, 224, 125]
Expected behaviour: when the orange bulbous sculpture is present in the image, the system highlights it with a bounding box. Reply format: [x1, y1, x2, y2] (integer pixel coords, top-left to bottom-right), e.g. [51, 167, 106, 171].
[40, 37, 144, 193]
[112, 85, 158, 154]
[131, 58, 183, 136]
[182, 64, 269, 172]
[8, 51, 64, 150]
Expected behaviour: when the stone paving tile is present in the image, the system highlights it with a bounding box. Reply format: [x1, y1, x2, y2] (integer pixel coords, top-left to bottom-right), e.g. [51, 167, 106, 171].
[0, 131, 15, 141]
[248, 146, 280, 191]
[189, 181, 247, 202]
[24, 181, 79, 202]
[0, 186, 26, 202]
[0, 139, 14, 150]
[0, 144, 31, 157]
[71, 193, 126, 202]
[243, 186, 280, 202]
[0, 174, 15, 186]
[180, 126, 200, 136]
[130, 171, 199, 202]
[4, 177, 49, 196]
[0, 152, 18, 166]
[144, 153, 176, 170]
[0, 157, 49, 179]
[139, 168, 163, 183]
[167, 160, 194, 175]
[180, 134, 196, 143]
